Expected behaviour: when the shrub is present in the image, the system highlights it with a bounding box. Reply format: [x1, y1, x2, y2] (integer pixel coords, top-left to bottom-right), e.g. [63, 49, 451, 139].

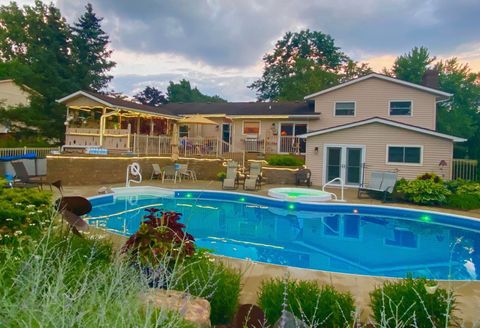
[417, 172, 442, 183]
[395, 179, 451, 205]
[173, 250, 241, 325]
[267, 154, 304, 166]
[444, 179, 468, 193]
[369, 277, 456, 328]
[216, 171, 226, 181]
[258, 278, 355, 327]
[122, 209, 195, 266]
[445, 193, 480, 210]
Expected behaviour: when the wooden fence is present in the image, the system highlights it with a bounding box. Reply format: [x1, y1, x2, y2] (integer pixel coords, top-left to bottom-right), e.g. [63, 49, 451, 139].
[452, 159, 478, 181]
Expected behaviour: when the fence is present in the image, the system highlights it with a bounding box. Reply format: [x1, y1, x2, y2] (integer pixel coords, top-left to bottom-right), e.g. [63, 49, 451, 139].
[452, 159, 478, 181]
[179, 137, 219, 157]
[132, 134, 171, 155]
[0, 147, 60, 158]
[243, 138, 265, 153]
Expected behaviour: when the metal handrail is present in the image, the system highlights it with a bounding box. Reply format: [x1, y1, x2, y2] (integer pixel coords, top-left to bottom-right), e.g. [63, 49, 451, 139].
[322, 177, 345, 202]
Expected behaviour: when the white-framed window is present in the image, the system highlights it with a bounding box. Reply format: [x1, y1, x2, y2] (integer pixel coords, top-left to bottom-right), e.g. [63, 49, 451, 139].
[179, 125, 189, 138]
[243, 120, 260, 135]
[389, 101, 412, 116]
[387, 145, 422, 164]
[334, 101, 355, 116]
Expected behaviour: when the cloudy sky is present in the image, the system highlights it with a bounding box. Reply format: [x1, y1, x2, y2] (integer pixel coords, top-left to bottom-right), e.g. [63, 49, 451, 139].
[13, 0, 480, 101]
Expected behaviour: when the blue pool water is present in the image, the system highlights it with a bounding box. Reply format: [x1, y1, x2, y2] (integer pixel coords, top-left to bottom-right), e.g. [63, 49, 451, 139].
[87, 189, 480, 280]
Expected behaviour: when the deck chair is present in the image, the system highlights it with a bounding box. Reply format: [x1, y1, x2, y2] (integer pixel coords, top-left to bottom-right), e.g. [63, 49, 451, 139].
[11, 161, 44, 189]
[177, 163, 196, 181]
[295, 168, 312, 186]
[56, 196, 91, 237]
[162, 165, 178, 183]
[151, 164, 162, 180]
[223, 161, 239, 190]
[244, 162, 262, 191]
[358, 171, 397, 202]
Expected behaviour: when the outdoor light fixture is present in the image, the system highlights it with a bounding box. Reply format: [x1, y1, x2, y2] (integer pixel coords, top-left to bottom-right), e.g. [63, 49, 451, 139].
[314, 146, 319, 154]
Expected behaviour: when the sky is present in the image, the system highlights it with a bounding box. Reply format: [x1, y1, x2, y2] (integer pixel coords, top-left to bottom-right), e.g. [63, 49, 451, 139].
[10, 0, 480, 101]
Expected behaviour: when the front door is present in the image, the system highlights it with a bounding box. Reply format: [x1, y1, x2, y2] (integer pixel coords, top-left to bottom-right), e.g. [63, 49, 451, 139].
[325, 145, 364, 185]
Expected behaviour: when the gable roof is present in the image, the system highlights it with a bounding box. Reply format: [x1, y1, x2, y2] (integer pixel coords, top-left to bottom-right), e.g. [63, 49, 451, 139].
[303, 73, 452, 100]
[0, 79, 42, 97]
[164, 101, 318, 117]
[298, 117, 466, 142]
[57, 90, 179, 118]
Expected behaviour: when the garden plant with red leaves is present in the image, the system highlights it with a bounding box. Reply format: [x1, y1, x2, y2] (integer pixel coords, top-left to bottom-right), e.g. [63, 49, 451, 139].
[122, 208, 195, 265]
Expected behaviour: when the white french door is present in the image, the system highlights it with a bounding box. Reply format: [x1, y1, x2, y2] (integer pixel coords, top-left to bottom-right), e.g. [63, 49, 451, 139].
[324, 144, 365, 186]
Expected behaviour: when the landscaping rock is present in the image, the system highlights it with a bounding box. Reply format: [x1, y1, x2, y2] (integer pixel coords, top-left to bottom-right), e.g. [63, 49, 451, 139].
[141, 289, 211, 328]
[273, 311, 308, 328]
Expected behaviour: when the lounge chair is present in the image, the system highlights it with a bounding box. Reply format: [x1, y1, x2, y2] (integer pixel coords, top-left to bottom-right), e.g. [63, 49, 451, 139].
[358, 171, 398, 202]
[151, 164, 162, 180]
[56, 196, 91, 236]
[162, 165, 178, 183]
[295, 168, 312, 186]
[11, 161, 44, 189]
[244, 162, 262, 191]
[223, 161, 239, 190]
[177, 163, 197, 181]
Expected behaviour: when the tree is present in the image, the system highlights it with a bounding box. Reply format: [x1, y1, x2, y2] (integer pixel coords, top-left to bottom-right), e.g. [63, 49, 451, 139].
[166, 79, 226, 103]
[249, 29, 371, 101]
[72, 3, 115, 91]
[387, 46, 435, 84]
[134, 86, 168, 106]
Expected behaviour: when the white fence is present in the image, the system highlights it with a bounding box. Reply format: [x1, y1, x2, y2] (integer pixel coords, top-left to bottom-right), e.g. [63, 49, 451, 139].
[452, 159, 478, 181]
[0, 147, 60, 158]
[132, 134, 171, 155]
[179, 137, 220, 157]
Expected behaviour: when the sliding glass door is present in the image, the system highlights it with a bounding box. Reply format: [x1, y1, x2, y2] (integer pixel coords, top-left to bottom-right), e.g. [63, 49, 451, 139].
[325, 145, 364, 185]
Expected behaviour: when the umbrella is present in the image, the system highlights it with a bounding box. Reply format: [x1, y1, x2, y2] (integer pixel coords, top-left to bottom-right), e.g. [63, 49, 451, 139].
[178, 114, 217, 125]
[171, 123, 179, 161]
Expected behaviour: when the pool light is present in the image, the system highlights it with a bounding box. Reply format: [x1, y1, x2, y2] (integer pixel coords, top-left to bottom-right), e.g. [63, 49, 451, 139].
[239, 197, 246, 202]
[288, 203, 295, 210]
[353, 209, 359, 214]
[186, 193, 193, 198]
[420, 215, 432, 223]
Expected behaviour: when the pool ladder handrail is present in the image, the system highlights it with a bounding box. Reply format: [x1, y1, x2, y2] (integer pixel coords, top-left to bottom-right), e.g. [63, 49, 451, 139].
[322, 177, 345, 202]
[126, 162, 142, 187]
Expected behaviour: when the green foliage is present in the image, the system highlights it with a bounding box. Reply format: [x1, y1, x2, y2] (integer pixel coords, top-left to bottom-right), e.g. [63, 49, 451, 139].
[0, 186, 52, 246]
[216, 171, 226, 181]
[388, 46, 435, 84]
[267, 154, 304, 166]
[167, 79, 227, 103]
[258, 278, 355, 327]
[134, 86, 168, 106]
[369, 277, 456, 327]
[249, 29, 371, 101]
[445, 193, 480, 210]
[395, 179, 451, 205]
[0, 232, 192, 327]
[417, 172, 442, 183]
[174, 250, 241, 325]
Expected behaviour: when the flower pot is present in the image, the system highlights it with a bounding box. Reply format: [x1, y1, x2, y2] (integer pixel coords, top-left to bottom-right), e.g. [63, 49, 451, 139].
[425, 283, 438, 294]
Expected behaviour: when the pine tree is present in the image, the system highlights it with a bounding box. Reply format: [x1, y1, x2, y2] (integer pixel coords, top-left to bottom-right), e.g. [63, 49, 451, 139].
[72, 3, 115, 91]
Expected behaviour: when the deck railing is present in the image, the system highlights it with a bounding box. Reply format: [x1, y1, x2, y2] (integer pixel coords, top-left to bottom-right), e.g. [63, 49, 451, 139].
[0, 147, 60, 158]
[132, 134, 172, 155]
[179, 137, 220, 157]
[279, 136, 303, 154]
[453, 159, 478, 181]
[243, 138, 265, 153]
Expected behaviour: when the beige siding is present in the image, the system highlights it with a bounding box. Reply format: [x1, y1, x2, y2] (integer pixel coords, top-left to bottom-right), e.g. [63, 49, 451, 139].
[308, 77, 437, 131]
[63, 95, 106, 108]
[0, 80, 32, 107]
[305, 123, 453, 186]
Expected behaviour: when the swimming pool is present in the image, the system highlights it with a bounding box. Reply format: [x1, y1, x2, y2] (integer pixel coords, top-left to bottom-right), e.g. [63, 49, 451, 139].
[87, 187, 480, 280]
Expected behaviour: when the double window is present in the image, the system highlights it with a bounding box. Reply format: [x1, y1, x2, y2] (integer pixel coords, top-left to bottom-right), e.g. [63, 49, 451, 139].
[387, 145, 422, 164]
[334, 102, 355, 116]
[390, 101, 412, 116]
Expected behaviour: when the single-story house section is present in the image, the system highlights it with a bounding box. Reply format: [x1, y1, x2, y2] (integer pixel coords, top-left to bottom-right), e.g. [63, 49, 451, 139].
[299, 117, 466, 186]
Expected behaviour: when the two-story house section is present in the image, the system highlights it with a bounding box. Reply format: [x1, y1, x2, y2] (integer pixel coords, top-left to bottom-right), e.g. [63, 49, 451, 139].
[300, 73, 465, 186]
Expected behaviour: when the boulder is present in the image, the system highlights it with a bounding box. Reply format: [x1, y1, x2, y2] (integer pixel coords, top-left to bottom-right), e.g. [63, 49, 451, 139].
[274, 311, 308, 328]
[141, 289, 211, 328]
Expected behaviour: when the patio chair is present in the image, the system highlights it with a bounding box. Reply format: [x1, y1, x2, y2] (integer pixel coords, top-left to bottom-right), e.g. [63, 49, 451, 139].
[358, 171, 397, 202]
[295, 168, 312, 186]
[244, 162, 262, 191]
[55, 196, 91, 237]
[11, 161, 44, 189]
[223, 161, 239, 190]
[151, 164, 162, 180]
[177, 163, 197, 181]
[162, 165, 178, 183]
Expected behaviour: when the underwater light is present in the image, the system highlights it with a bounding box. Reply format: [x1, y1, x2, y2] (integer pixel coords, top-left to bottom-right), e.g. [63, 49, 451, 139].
[239, 197, 246, 202]
[186, 193, 193, 198]
[288, 203, 295, 210]
[353, 209, 359, 214]
[420, 215, 432, 223]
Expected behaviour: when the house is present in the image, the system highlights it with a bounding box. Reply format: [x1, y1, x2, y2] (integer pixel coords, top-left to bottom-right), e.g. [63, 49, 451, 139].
[57, 73, 464, 185]
[0, 79, 40, 133]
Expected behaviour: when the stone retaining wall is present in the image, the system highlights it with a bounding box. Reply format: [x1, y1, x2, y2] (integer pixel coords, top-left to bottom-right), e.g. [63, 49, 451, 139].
[47, 155, 225, 186]
[262, 166, 300, 184]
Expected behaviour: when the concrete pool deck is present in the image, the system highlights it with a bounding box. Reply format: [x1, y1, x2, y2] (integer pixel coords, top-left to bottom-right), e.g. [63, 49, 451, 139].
[68, 180, 480, 326]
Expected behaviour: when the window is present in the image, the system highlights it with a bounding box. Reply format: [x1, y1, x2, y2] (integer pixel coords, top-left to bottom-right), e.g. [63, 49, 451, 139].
[179, 125, 188, 138]
[385, 228, 417, 248]
[243, 121, 260, 135]
[335, 102, 355, 116]
[387, 146, 422, 164]
[390, 101, 412, 116]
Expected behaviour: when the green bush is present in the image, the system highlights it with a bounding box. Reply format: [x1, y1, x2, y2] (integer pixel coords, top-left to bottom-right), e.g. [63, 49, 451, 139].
[445, 193, 480, 210]
[258, 278, 355, 327]
[417, 172, 443, 183]
[395, 179, 451, 205]
[173, 250, 241, 325]
[267, 154, 304, 166]
[216, 171, 226, 181]
[369, 277, 456, 328]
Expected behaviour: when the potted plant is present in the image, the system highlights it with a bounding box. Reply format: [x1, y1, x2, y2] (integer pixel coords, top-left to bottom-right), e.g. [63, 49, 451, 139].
[217, 171, 227, 181]
[424, 280, 439, 294]
[122, 208, 195, 288]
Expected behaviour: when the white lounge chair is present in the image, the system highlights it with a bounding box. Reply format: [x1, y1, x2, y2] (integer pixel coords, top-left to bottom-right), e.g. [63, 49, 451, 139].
[358, 171, 397, 202]
[244, 162, 262, 191]
[222, 161, 239, 190]
[151, 164, 162, 180]
[162, 165, 178, 183]
[177, 163, 197, 181]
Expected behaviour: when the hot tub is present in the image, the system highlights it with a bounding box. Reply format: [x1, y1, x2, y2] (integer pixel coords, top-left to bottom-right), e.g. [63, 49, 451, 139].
[267, 187, 332, 202]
